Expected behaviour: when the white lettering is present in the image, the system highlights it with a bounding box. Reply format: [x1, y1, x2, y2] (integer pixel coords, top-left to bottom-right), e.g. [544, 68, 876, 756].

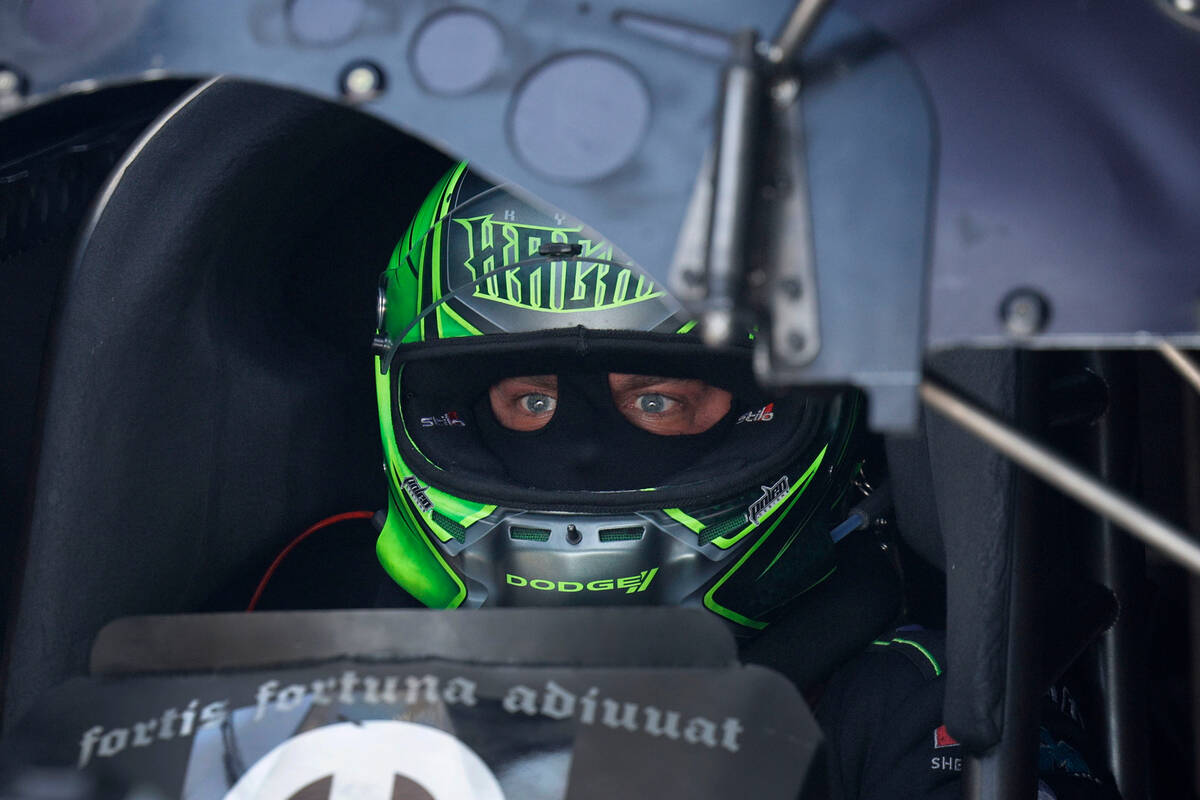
[502, 685, 538, 715]
[683, 717, 719, 747]
[541, 681, 576, 720]
[442, 676, 478, 707]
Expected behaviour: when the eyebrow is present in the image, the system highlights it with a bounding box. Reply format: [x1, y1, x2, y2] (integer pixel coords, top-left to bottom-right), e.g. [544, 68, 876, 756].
[611, 374, 698, 390]
[502, 375, 558, 389]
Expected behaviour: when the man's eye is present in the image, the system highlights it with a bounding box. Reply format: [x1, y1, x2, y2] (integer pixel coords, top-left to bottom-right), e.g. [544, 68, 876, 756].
[636, 393, 675, 414]
[521, 393, 557, 414]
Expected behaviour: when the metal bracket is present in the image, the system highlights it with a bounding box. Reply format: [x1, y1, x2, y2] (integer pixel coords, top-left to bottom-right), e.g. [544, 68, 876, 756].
[670, 3, 828, 368]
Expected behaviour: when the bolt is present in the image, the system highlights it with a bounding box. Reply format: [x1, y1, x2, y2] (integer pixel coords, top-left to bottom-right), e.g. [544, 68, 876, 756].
[340, 61, 385, 102]
[771, 77, 800, 107]
[780, 278, 803, 299]
[681, 268, 704, 287]
[1000, 288, 1051, 337]
[787, 331, 807, 351]
[702, 309, 734, 347]
[566, 524, 582, 545]
[0, 70, 20, 95]
[0, 64, 28, 110]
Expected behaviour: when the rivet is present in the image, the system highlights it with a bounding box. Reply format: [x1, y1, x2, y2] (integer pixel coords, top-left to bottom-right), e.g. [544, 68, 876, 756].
[340, 61, 385, 102]
[1000, 288, 1051, 337]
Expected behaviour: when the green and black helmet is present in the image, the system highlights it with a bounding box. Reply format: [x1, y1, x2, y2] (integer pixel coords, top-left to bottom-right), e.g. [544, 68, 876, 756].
[373, 163, 865, 633]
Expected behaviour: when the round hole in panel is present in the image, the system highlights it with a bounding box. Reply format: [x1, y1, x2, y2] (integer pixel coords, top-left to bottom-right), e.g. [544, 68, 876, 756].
[508, 52, 651, 183]
[287, 0, 366, 46]
[411, 9, 504, 96]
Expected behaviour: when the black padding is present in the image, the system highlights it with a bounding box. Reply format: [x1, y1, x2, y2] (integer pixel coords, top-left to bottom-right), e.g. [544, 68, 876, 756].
[3, 78, 452, 730]
[0, 80, 194, 689]
[924, 349, 1020, 752]
[884, 421, 945, 569]
[91, 607, 740, 675]
[739, 531, 903, 690]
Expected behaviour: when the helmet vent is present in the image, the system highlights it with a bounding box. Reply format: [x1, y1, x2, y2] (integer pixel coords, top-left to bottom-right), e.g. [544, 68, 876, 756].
[432, 511, 467, 542]
[509, 526, 552, 542]
[698, 514, 748, 546]
[598, 526, 645, 542]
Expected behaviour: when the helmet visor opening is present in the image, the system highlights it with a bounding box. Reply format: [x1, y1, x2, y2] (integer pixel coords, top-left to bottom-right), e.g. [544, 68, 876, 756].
[391, 339, 841, 509]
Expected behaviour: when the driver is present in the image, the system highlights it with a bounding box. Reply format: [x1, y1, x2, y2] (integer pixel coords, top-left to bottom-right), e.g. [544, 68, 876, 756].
[261, 163, 1122, 800]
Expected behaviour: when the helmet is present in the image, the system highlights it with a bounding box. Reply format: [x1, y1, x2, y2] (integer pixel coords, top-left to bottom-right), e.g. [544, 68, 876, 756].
[372, 163, 865, 634]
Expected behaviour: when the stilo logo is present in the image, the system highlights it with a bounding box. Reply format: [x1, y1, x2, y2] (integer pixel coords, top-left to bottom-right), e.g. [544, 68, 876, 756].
[736, 403, 774, 424]
[745, 475, 790, 525]
[420, 411, 466, 428]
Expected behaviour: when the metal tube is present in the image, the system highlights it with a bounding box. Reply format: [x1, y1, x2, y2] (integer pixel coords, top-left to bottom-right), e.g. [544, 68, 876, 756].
[1156, 340, 1200, 395]
[702, 29, 760, 347]
[920, 380, 1200, 574]
[770, 0, 837, 64]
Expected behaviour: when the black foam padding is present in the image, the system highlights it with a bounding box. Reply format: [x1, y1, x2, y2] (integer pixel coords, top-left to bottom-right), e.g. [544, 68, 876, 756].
[924, 349, 1020, 752]
[3, 78, 452, 730]
[884, 420, 946, 570]
[0, 80, 194, 691]
[90, 607, 739, 675]
[739, 531, 903, 690]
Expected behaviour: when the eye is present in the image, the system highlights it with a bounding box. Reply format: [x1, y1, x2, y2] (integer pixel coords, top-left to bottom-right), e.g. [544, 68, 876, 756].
[521, 393, 557, 415]
[636, 393, 675, 414]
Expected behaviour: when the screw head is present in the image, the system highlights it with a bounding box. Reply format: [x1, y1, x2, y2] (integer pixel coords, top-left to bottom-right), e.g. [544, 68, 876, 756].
[0, 64, 28, 102]
[1000, 288, 1051, 336]
[786, 331, 807, 351]
[340, 61, 385, 102]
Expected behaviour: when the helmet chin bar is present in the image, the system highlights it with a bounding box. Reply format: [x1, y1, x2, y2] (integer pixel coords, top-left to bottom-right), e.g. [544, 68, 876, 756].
[454, 511, 726, 610]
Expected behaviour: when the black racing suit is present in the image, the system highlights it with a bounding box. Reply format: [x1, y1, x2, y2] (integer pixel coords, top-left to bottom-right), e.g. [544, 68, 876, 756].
[816, 627, 1123, 800]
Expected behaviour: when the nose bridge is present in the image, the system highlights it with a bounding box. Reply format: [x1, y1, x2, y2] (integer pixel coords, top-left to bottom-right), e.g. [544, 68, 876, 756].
[555, 372, 613, 463]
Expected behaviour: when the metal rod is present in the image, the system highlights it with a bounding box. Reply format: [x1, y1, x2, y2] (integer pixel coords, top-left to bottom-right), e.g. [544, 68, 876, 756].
[702, 29, 761, 347]
[1156, 340, 1200, 395]
[920, 380, 1200, 574]
[769, 0, 837, 64]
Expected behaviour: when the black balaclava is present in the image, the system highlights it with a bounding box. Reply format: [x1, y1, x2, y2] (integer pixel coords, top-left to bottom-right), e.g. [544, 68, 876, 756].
[474, 371, 735, 491]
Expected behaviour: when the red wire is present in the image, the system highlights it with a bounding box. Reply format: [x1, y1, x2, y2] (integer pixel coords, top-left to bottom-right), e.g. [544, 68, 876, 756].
[246, 510, 376, 611]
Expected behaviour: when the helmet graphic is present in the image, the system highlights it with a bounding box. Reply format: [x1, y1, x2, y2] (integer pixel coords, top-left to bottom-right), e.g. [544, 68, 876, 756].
[373, 163, 864, 633]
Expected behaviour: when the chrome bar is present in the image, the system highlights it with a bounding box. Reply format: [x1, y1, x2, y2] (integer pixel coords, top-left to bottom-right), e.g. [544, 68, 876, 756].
[1156, 340, 1200, 395]
[920, 380, 1200, 574]
[769, 0, 837, 65]
[701, 29, 761, 347]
